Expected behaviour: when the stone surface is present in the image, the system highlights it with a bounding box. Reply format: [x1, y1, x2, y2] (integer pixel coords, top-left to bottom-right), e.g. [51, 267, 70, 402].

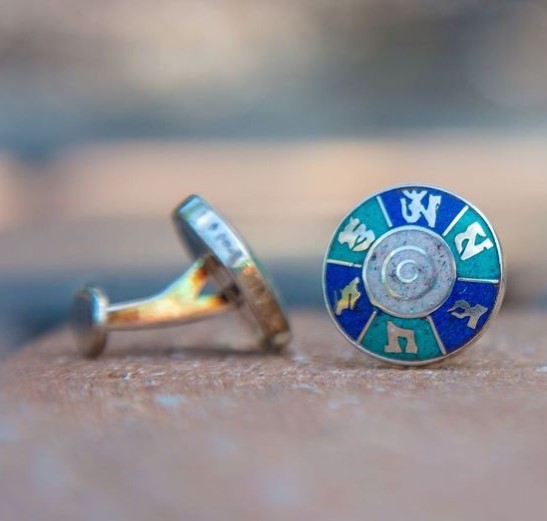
[1, 308, 547, 521]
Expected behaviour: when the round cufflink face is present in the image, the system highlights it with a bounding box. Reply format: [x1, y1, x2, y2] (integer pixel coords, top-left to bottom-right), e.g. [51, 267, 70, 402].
[323, 185, 504, 366]
[173, 195, 291, 350]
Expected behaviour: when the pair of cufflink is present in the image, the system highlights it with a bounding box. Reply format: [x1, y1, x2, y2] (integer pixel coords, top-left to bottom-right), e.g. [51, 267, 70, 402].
[72, 185, 504, 367]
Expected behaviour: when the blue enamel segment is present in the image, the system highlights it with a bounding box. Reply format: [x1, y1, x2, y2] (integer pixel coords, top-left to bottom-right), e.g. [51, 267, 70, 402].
[360, 312, 443, 362]
[443, 206, 501, 280]
[379, 186, 466, 235]
[430, 280, 499, 353]
[326, 196, 391, 266]
[324, 262, 374, 341]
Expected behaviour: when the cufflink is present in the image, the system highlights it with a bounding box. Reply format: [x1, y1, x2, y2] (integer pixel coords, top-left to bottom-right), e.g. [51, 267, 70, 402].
[323, 185, 504, 366]
[72, 195, 291, 357]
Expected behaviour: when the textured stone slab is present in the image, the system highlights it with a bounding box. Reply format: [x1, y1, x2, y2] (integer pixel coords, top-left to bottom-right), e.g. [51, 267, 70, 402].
[1, 309, 547, 521]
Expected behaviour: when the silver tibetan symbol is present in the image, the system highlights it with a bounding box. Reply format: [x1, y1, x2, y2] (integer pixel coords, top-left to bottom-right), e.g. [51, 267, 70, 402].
[323, 185, 505, 366]
[72, 195, 291, 357]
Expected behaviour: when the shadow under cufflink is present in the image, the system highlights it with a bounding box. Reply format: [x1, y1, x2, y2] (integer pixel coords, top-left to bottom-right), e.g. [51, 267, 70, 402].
[71, 195, 291, 358]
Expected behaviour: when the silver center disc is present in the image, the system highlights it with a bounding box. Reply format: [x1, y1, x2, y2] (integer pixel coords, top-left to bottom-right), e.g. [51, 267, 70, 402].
[363, 226, 456, 318]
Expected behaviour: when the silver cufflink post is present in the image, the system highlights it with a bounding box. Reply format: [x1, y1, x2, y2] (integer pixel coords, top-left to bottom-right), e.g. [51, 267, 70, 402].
[71, 195, 291, 357]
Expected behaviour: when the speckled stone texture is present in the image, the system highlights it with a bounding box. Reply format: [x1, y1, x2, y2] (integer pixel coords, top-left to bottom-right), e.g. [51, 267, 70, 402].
[363, 227, 456, 317]
[1, 308, 547, 521]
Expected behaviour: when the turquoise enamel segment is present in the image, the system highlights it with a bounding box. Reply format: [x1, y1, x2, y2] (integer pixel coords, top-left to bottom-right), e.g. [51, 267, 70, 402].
[323, 185, 504, 366]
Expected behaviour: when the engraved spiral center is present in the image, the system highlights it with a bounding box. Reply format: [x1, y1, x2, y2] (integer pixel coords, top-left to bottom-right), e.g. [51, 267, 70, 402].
[363, 227, 456, 318]
[395, 259, 419, 284]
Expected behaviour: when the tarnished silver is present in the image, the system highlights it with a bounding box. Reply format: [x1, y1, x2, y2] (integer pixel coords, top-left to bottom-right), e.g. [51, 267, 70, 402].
[72, 195, 291, 358]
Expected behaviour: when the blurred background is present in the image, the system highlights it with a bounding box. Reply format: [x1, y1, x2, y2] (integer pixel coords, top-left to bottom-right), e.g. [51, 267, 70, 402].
[1, 0, 547, 351]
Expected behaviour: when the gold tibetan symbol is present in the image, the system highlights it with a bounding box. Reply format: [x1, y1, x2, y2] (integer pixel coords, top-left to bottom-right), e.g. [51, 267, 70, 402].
[335, 277, 362, 316]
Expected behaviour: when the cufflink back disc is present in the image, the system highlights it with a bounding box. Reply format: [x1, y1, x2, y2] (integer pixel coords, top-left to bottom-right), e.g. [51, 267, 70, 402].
[72, 195, 291, 357]
[323, 185, 505, 366]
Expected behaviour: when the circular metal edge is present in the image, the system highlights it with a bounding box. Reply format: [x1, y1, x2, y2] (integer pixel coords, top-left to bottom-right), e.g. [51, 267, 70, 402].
[322, 183, 506, 367]
[172, 194, 291, 351]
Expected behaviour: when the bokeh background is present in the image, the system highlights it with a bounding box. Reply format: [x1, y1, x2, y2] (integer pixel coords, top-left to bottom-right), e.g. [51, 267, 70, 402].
[1, 0, 547, 351]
